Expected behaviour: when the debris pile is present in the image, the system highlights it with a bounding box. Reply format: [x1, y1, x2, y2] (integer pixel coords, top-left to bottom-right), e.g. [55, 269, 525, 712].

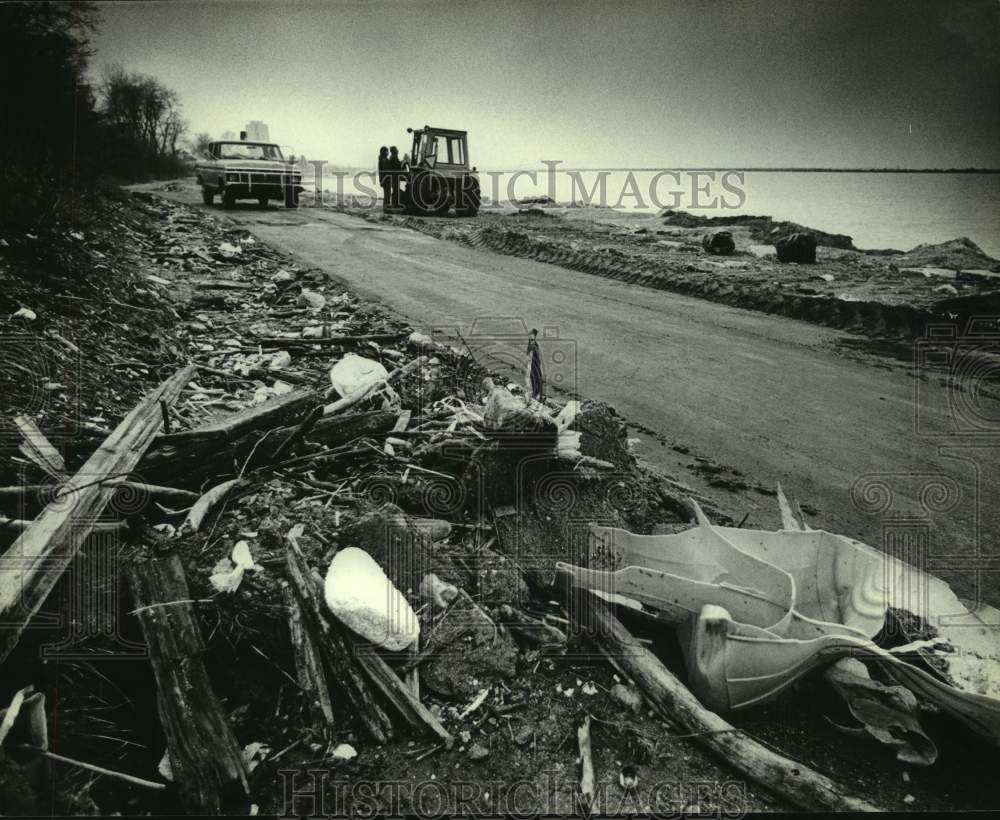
[1, 190, 997, 815]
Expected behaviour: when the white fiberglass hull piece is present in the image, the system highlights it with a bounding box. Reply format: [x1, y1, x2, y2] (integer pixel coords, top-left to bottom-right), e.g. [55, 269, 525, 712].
[560, 500, 1000, 747]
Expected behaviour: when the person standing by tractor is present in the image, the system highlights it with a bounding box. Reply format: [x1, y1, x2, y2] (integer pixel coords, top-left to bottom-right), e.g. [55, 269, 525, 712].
[387, 146, 403, 210]
[377, 146, 390, 212]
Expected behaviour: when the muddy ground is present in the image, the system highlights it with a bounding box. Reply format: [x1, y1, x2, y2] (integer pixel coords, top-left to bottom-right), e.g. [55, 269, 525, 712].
[0, 189, 997, 815]
[378, 201, 1000, 342]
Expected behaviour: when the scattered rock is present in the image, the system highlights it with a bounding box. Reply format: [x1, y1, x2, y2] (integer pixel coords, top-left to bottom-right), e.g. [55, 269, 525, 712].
[609, 683, 644, 713]
[297, 288, 326, 311]
[701, 230, 735, 255]
[467, 742, 490, 761]
[513, 725, 534, 746]
[775, 232, 817, 264]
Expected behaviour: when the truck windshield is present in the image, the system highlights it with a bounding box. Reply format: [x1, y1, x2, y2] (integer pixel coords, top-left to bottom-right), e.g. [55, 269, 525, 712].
[217, 143, 283, 161]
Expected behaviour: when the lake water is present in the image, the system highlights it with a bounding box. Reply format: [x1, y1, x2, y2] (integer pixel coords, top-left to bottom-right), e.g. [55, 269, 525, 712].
[304, 170, 1000, 257]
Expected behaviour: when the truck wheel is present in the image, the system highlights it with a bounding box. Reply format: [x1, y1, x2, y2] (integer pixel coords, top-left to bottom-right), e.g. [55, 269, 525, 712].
[258, 196, 269, 208]
[201, 187, 214, 205]
[284, 188, 299, 209]
[222, 189, 236, 209]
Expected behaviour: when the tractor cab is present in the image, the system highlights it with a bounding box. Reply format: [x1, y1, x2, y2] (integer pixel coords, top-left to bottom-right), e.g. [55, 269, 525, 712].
[409, 127, 470, 174]
[402, 126, 480, 216]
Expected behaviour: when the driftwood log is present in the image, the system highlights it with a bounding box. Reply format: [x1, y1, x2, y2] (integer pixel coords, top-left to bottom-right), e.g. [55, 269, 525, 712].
[0, 364, 195, 663]
[127, 547, 248, 814]
[141, 409, 395, 488]
[249, 333, 407, 348]
[558, 575, 879, 812]
[285, 537, 394, 743]
[0, 482, 198, 510]
[282, 583, 336, 731]
[341, 624, 454, 748]
[154, 388, 316, 449]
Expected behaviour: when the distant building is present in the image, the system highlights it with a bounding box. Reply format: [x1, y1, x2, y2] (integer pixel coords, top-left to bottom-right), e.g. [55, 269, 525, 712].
[246, 121, 270, 142]
[221, 130, 237, 141]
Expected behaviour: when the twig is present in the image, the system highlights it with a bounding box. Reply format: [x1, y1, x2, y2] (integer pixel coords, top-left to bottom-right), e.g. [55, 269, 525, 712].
[15, 744, 166, 791]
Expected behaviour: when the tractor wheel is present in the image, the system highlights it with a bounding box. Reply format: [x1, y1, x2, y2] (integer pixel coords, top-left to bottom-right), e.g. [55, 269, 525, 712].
[284, 188, 299, 209]
[455, 177, 481, 217]
[222, 189, 236, 209]
[201, 187, 214, 206]
[411, 173, 448, 216]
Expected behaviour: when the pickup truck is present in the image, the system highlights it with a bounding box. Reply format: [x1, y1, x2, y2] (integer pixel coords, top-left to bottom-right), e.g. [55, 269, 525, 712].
[195, 141, 303, 208]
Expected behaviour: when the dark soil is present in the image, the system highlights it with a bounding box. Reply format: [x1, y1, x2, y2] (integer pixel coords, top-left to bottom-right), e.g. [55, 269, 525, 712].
[1, 190, 996, 815]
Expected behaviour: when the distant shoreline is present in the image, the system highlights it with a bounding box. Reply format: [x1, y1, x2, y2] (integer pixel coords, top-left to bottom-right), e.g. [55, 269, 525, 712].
[308, 166, 1000, 177]
[482, 167, 1000, 174]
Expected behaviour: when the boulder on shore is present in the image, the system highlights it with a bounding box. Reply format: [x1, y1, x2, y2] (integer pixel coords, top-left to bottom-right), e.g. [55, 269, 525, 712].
[701, 230, 736, 255]
[775, 232, 817, 264]
[661, 209, 855, 250]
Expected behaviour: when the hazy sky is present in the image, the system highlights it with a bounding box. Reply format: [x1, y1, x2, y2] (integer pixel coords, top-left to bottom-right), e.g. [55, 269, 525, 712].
[90, 0, 1000, 169]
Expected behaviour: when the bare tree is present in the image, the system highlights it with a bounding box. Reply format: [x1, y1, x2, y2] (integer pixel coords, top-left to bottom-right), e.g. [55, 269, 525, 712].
[99, 63, 186, 156]
[191, 132, 213, 158]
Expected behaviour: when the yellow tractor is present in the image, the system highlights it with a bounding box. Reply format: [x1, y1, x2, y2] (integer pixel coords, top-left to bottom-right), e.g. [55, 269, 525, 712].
[401, 126, 481, 217]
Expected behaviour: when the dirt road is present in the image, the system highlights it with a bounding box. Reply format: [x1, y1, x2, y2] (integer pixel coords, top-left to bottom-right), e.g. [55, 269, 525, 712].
[146, 185, 999, 605]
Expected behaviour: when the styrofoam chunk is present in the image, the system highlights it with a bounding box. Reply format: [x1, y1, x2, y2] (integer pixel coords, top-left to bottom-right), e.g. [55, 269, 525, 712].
[323, 547, 419, 651]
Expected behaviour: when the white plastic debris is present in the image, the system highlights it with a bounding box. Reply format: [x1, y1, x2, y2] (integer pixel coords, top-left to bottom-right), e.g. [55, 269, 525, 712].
[555, 400, 582, 432]
[581, 681, 599, 696]
[218, 242, 241, 257]
[323, 547, 419, 651]
[302, 325, 326, 339]
[152, 523, 176, 538]
[271, 269, 295, 283]
[329, 353, 388, 397]
[298, 289, 326, 311]
[557, 429, 582, 459]
[408, 331, 433, 346]
[209, 541, 262, 594]
[251, 386, 274, 406]
[157, 750, 174, 782]
[458, 688, 490, 720]
[331, 743, 357, 761]
[12, 307, 36, 321]
[272, 380, 294, 395]
[231, 540, 263, 572]
[242, 742, 270, 773]
[269, 350, 292, 370]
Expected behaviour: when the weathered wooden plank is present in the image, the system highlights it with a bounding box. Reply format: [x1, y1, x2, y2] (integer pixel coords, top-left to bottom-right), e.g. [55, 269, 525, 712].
[127, 547, 249, 813]
[153, 388, 316, 448]
[282, 583, 336, 731]
[285, 538, 394, 743]
[0, 364, 195, 663]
